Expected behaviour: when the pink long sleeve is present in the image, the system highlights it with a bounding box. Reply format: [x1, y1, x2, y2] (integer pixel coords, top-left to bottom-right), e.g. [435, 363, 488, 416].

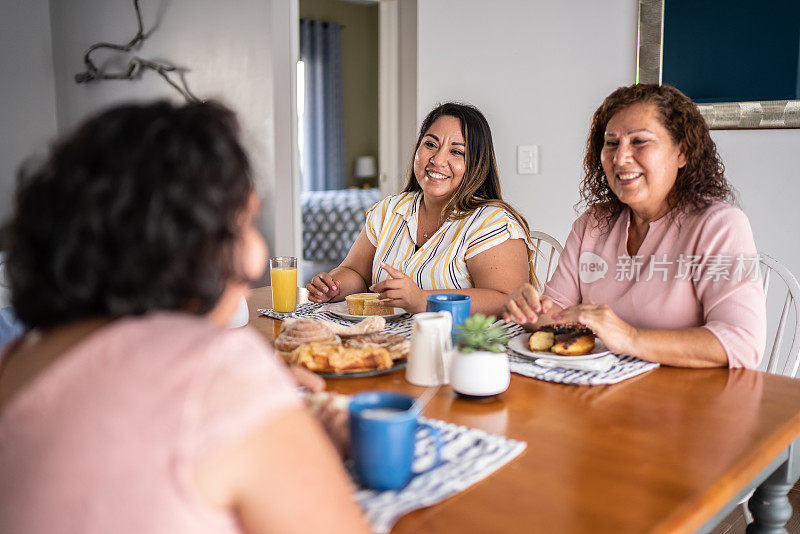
[544, 202, 766, 368]
[691, 206, 766, 368]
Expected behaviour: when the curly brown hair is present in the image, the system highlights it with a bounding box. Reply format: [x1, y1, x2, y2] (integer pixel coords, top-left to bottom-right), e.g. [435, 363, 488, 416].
[5, 100, 254, 329]
[580, 83, 736, 231]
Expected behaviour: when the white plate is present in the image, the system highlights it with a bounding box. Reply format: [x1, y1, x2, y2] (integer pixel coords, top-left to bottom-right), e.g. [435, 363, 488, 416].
[322, 301, 407, 322]
[507, 333, 612, 362]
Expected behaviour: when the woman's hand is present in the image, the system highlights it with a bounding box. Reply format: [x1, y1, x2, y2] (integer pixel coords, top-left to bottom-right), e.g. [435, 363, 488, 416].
[288, 365, 326, 393]
[369, 262, 427, 314]
[501, 283, 555, 325]
[316, 397, 350, 459]
[307, 272, 341, 303]
[553, 304, 639, 356]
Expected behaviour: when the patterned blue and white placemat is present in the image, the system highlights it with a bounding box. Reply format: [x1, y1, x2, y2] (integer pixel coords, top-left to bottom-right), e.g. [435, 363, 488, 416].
[258, 302, 414, 337]
[259, 302, 329, 321]
[501, 322, 527, 339]
[353, 417, 526, 533]
[507, 346, 659, 385]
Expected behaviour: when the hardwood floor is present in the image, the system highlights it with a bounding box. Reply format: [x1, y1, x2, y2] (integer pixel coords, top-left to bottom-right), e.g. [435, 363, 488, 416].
[710, 480, 800, 533]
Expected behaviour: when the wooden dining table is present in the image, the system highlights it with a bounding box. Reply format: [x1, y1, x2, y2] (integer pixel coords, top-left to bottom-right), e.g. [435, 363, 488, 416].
[248, 287, 800, 533]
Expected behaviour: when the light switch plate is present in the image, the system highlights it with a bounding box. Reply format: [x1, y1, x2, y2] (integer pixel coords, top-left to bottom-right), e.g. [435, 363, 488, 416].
[517, 145, 539, 174]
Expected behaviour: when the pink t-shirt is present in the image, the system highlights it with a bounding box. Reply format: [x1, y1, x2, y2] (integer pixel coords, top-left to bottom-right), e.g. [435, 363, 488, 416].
[0, 313, 300, 534]
[544, 201, 766, 368]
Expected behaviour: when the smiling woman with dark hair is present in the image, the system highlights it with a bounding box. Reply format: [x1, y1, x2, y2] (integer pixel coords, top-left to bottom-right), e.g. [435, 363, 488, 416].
[0, 101, 369, 534]
[307, 102, 536, 315]
[503, 84, 766, 369]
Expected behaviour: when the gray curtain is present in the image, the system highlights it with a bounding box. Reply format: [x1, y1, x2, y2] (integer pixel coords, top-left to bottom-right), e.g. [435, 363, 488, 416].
[299, 18, 345, 191]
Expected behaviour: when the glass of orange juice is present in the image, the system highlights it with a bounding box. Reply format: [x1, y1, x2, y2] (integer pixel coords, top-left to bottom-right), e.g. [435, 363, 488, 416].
[270, 257, 297, 313]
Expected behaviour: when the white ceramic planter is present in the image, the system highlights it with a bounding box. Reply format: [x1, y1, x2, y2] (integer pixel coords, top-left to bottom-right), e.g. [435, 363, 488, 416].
[450, 350, 510, 397]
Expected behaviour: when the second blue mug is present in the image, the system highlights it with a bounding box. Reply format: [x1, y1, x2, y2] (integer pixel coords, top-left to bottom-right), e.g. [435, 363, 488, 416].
[426, 294, 471, 334]
[349, 391, 442, 490]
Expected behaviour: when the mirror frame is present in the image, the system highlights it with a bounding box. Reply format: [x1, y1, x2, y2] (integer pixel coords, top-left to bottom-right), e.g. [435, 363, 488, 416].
[636, 0, 800, 129]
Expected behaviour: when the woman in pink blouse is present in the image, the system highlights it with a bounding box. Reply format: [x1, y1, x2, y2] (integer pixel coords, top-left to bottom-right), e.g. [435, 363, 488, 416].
[0, 102, 369, 533]
[503, 84, 766, 368]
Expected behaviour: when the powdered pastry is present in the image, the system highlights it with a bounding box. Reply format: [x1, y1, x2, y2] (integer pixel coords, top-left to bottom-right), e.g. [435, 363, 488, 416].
[275, 318, 340, 359]
[319, 316, 386, 337]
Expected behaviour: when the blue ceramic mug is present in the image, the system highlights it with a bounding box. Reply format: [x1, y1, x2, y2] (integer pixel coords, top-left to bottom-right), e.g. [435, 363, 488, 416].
[426, 294, 471, 334]
[349, 391, 442, 490]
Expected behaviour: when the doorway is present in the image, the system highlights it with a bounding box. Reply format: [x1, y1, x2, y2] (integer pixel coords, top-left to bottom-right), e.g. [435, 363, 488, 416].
[296, 0, 381, 284]
[291, 0, 410, 286]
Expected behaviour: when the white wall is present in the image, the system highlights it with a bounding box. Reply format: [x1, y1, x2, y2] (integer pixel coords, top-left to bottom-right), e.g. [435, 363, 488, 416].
[712, 130, 800, 276]
[417, 0, 637, 246]
[47, 0, 293, 258]
[0, 0, 58, 225]
[416, 0, 800, 280]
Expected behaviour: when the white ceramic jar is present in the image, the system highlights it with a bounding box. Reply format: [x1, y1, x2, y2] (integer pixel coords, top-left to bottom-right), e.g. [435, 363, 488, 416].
[449, 350, 510, 397]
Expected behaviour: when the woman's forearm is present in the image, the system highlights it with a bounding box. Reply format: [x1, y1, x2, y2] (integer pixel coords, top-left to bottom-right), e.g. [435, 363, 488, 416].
[328, 266, 369, 301]
[629, 327, 728, 368]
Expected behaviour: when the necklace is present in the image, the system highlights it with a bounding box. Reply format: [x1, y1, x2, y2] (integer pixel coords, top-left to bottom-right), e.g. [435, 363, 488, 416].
[421, 220, 441, 242]
[421, 216, 440, 240]
[419, 198, 443, 243]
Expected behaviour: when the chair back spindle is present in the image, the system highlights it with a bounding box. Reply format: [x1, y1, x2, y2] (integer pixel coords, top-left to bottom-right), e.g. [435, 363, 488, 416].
[529, 231, 564, 290]
[759, 253, 800, 377]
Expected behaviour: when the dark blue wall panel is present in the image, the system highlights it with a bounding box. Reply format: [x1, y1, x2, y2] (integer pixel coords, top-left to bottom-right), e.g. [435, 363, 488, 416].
[663, 0, 800, 103]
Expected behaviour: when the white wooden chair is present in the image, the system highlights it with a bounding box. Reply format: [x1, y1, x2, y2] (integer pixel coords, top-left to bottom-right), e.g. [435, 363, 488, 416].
[759, 253, 800, 377]
[739, 254, 800, 522]
[529, 231, 563, 290]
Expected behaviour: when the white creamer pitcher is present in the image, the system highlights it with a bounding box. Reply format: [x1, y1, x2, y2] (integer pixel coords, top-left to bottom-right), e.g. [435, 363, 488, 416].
[407, 312, 452, 386]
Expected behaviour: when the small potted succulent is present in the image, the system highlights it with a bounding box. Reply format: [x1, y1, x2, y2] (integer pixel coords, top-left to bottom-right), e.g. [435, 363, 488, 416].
[450, 314, 511, 398]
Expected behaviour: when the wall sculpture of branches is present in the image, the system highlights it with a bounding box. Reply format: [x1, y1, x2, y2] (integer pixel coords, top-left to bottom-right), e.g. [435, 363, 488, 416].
[74, 0, 199, 102]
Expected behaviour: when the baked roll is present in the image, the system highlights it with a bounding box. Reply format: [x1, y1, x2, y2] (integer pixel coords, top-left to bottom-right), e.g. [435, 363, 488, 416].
[275, 318, 340, 361]
[529, 330, 555, 351]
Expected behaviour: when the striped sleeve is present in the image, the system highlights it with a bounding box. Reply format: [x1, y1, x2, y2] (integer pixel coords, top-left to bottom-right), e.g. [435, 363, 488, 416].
[464, 209, 534, 260]
[365, 196, 391, 246]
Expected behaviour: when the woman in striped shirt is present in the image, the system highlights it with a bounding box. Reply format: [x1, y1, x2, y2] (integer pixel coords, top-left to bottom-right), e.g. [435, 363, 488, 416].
[307, 102, 536, 315]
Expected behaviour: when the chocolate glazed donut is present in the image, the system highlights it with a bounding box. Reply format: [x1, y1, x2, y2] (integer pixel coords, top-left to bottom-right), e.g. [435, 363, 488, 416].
[530, 323, 596, 356]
